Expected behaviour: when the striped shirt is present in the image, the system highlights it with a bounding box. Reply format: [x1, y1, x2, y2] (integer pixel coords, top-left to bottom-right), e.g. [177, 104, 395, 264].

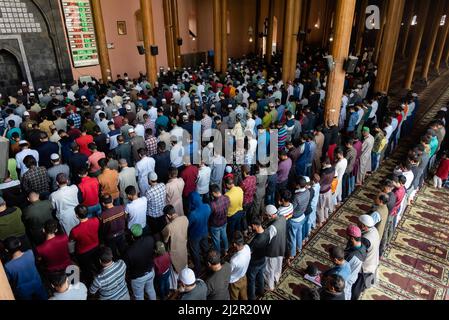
[89, 260, 129, 300]
[278, 126, 287, 151]
[277, 203, 294, 220]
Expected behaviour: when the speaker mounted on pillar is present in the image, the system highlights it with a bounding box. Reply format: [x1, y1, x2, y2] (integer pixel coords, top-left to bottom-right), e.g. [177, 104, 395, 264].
[344, 56, 359, 74]
[137, 45, 145, 55]
[324, 55, 335, 72]
[150, 46, 159, 56]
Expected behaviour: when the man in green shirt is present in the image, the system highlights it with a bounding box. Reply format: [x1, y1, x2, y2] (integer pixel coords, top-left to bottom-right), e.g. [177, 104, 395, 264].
[22, 192, 54, 244]
[0, 196, 27, 244]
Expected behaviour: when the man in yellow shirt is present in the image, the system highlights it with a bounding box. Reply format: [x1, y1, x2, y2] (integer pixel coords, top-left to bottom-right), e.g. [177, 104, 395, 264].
[225, 177, 244, 238]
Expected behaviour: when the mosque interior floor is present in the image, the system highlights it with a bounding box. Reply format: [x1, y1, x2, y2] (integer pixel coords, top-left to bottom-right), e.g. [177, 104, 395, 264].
[262, 63, 449, 301]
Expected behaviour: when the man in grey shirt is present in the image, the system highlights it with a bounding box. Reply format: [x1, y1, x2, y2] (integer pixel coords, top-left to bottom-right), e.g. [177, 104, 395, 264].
[179, 268, 207, 300]
[49, 271, 87, 300]
[47, 154, 70, 192]
[206, 251, 231, 300]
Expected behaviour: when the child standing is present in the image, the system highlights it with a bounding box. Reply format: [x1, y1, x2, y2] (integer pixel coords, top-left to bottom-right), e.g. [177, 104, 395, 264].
[434, 152, 449, 188]
[153, 241, 171, 300]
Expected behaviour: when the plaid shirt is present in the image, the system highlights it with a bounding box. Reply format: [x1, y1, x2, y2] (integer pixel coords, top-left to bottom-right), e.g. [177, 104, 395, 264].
[145, 136, 158, 157]
[68, 113, 82, 129]
[210, 195, 230, 227]
[21, 166, 50, 195]
[145, 183, 166, 218]
[240, 175, 257, 205]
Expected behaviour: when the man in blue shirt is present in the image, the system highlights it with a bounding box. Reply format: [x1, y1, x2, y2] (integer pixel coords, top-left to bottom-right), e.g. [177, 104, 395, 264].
[188, 192, 211, 276]
[4, 236, 47, 300]
[323, 246, 351, 283]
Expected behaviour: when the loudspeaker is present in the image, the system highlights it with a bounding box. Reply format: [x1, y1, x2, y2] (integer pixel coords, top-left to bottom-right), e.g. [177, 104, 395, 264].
[344, 56, 359, 73]
[324, 55, 334, 72]
[177, 38, 183, 46]
[137, 45, 145, 55]
[150, 46, 159, 56]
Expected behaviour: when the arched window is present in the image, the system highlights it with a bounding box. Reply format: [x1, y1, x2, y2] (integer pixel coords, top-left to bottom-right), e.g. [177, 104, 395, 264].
[135, 10, 143, 41]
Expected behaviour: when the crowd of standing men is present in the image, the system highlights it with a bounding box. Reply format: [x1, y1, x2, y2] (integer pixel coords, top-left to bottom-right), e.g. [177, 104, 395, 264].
[1, 48, 449, 300]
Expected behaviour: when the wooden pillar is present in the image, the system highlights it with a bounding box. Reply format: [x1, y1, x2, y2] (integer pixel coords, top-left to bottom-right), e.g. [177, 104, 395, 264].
[255, 0, 261, 56]
[403, 0, 430, 90]
[324, 0, 356, 125]
[288, 0, 302, 81]
[322, 1, 336, 50]
[299, 0, 310, 53]
[399, 0, 415, 58]
[266, 0, 275, 63]
[282, 0, 295, 84]
[374, 0, 406, 93]
[213, 0, 222, 72]
[421, 0, 445, 82]
[354, 0, 368, 56]
[373, 0, 388, 64]
[0, 260, 14, 300]
[171, 0, 182, 69]
[221, 0, 228, 73]
[140, 0, 158, 86]
[163, 0, 175, 69]
[445, 29, 449, 66]
[91, 0, 112, 82]
[433, 3, 449, 74]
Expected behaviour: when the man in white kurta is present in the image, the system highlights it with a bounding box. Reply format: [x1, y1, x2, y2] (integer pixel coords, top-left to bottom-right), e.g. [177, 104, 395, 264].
[358, 127, 375, 185]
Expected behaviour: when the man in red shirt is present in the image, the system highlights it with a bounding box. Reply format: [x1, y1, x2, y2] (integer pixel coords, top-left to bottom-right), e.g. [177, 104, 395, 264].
[77, 168, 101, 217]
[75, 127, 94, 157]
[69, 205, 100, 284]
[392, 175, 407, 228]
[240, 165, 257, 233]
[180, 160, 199, 215]
[36, 219, 72, 274]
[87, 143, 106, 176]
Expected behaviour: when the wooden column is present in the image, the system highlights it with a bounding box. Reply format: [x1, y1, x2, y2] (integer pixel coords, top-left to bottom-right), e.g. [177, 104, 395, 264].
[266, 0, 275, 63]
[403, 0, 430, 90]
[163, 0, 175, 69]
[288, 0, 302, 81]
[324, 0, 356, 125]
[374, 0, 406, 93]
[91, 0, 111, 82]
[399, 0, 415, 58]
[221, 0, 228, 73]
[354, 0, 368, 56]
[444, 30, 449, 66]
[171, 0, 182, 69]
[299, 0, 310, 53]
[0, 260, 14, 300]
[373, 0, 388, 64]
[213, 0, 222, 72]
[255, 0, 261, 56]
[421, 0, 445, 82]
[322, 1, 336, 50]
[282, 0, 295, 84]
[433, 3, 449, 74]
[140, 0, 158, 86]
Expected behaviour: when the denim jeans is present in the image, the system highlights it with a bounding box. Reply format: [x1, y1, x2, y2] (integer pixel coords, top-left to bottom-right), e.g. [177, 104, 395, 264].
[87, 203, 102, 218]
[348, 175, 355, 195]
[131, 269, 156, 300]
[189, 235, 210, 276]
[247, 260, 266, 300]
[288, 218, 306, 257]
[210, 224, 229, 253]
[156, 269, 171, 300]
[303, 214, 312, 241]
[228, 211, 244, 239]
[371, 152, 381, 172]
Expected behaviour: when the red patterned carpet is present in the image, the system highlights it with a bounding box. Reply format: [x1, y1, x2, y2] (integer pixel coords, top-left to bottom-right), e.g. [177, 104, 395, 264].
[262, 68, 449, 301]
